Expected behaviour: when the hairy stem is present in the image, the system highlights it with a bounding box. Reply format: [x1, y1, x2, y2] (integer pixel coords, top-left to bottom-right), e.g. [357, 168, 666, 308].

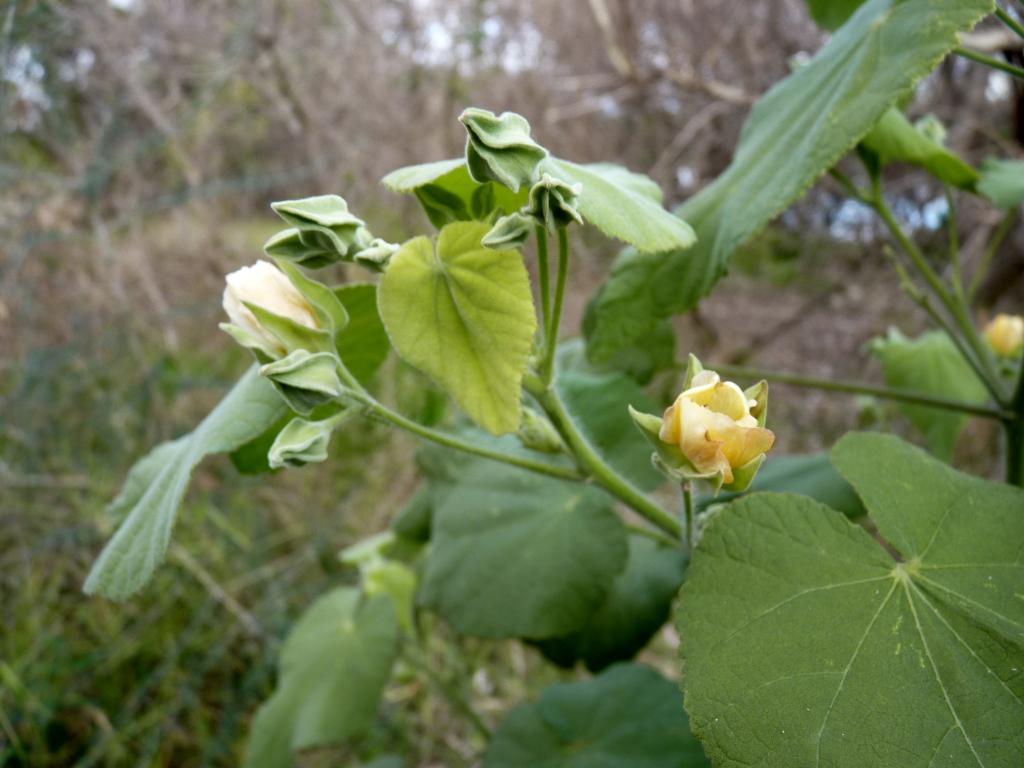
[997, 6, 1024, 41]
[870, 191, 1006, 404]
[525, 375, 682, 539]
[536, 226, 551, 337]
[681, 482, 695, 555]
[954, 46, 1024, 80]
[712, 363, 1014, 420]
[356, 394, 582, 481]
[539, 227, 570, 384]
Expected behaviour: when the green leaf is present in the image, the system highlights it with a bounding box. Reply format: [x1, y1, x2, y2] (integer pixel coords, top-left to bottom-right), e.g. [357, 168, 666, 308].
[556, 369, 664, 491]
[334, 284, 390, 384]
[85, 369, 288, 600]
[419, 460, 628, 639]
[541, 158, 695, 253]
[977, 158, 1024, 208]
[382, 159, 466, 191]
[710, 452, 865, 518]
[245, 589, 400, 768]
[271, 194, 364, 236]
[860, 108, 977, 189]
[579, 162, 664, 202]
[805, 0, 869, 30]
[383, 159, 527, 227]
[484, 663, 711, 768]
[537, 537, 687, 672]
[678, 432, 1024, 768]
[230, 412, 293, 475]
[584, 0, 993, 363]
[870, 329, 987, 461]
[378, 222, 537, 435]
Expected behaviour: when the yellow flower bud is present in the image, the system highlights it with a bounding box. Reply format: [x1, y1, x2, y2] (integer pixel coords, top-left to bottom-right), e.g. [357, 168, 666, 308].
[659, 370, 775, 486]
[983, 313, 1024, 358]
[222, 260, 319, 357]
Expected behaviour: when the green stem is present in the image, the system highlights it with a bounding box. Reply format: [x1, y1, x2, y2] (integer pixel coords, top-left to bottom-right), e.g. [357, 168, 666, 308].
[944, 186, 965, 303]
[969, 209, 1016, 302]
[681, 482, 695, 555]
[405, 647, 491, 740]
[955, 46, 1024, 80]
[536, 226, 551, 336]
[539, 227, 570, 384]
[870, 191, 1007, 405]
[712, 363, 1014, 420]
[525, 375, 682, 539]
[997, 6, 1024, 41]
[626, 523, 685, 551]
[356, 394, 582, 481]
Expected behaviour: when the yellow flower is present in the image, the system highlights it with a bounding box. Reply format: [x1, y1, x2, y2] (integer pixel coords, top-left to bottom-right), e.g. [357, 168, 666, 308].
[659, 370, 775, 486]
[222, 260, 319, 357]
[983, 313, 1024, 358]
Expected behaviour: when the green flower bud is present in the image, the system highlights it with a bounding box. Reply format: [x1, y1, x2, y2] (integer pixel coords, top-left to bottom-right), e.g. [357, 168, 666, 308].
[482, 212, 533, 250]
[517, 406, 564, 453]
[265, 195, 395, 269]
[353, 237, 400, 271]
[268, 411, 349, 469]
[524, 173, 583, 232]
[260, 349, 345, 415]
[460, 107, 548, 192]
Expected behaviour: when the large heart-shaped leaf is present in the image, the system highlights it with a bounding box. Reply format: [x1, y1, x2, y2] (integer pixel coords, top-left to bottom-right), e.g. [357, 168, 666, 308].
[584, 0, 993, 364]
[419, 460, 628, 639]
[334, 283, 390, 383]
[678, 432, 1024, 767]
[84, 368, 288, 600]
[484, 663, 711, 768]
[541, 158, 696, 253]
[537, 536, 687, 672]
[870, 329, 987, 461]
[245, 589, 400, 768]
[378, 222, 536, 435]
[709, 452, 865, 518]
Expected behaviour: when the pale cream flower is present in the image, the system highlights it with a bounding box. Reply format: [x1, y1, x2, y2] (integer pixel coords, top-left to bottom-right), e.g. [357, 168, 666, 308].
[222, 260, 319, 356]
[983, 313, 1024, 357]
[660, 370, 775, 485]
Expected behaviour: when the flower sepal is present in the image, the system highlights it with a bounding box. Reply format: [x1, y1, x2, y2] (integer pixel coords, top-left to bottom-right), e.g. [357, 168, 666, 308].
[268, 410, 351, 469]
[260, 349, 346, 415]
[524, 173, 583, 232]
[482, 212, 532, 250]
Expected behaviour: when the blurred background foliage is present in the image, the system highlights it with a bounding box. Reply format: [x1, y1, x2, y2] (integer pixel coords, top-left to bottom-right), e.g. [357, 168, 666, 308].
[1, 0, 1022, 765]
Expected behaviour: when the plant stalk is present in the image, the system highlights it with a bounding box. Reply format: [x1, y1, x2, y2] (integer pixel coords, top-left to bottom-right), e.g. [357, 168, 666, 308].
[954, 46, 1024, 80]
[996, 6, 1024, 41]
[525, 375, 682, 539]
[711, 364, 1014, 420]
[539, 227, 570, 384]
[682, 482, 695, 555]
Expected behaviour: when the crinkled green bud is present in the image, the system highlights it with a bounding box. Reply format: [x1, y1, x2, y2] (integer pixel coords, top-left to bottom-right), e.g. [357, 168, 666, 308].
[272, 195, 364, 238]
[268, 411, 349, 469]
[260, 349, 345, 415]
[482, 212, 532, 250]
[517, 406, 564, 453]
[353, 237, 400, 271]
[524, 173, 583, 232]
[265, 195, 393, 269]
[460, 107, 548, 192]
